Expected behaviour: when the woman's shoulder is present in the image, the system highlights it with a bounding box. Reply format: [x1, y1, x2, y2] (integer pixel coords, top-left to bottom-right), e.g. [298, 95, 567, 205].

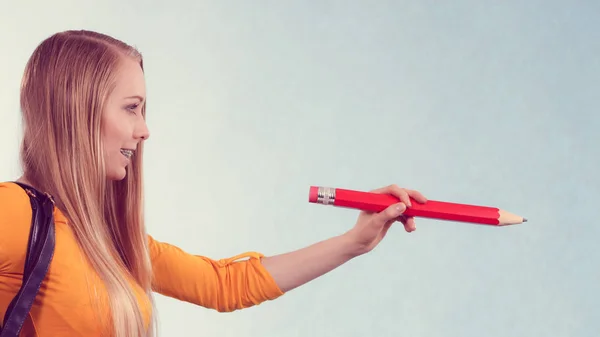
[0, 181, 31, 201]
[0, 181, 33, 225]
[0, 182, 36, 272]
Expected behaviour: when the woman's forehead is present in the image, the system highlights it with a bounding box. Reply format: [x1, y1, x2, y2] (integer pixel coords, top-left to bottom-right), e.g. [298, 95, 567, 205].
[112, 59, 146, 101]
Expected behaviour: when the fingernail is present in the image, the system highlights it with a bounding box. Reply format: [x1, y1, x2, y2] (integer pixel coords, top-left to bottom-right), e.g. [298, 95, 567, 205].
[395, 203, 405, 213]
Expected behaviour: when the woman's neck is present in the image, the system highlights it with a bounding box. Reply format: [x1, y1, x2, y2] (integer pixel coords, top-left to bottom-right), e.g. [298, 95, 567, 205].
[16, 175, 41, 192]
[16, 175, 33, 186]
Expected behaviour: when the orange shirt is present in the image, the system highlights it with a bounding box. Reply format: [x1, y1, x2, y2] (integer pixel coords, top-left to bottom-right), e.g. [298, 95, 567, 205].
[0, 182, 284, 336]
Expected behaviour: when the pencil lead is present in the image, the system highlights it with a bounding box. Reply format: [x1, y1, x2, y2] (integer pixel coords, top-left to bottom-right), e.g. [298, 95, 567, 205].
[523, 218, 528, 222]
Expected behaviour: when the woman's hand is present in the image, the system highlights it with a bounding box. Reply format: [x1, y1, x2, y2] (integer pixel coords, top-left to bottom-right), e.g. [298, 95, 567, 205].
[344, 184, 428, 256]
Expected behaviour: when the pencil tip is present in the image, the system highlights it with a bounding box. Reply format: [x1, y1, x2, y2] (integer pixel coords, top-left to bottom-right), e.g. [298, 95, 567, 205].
[523, 218, 528, 222]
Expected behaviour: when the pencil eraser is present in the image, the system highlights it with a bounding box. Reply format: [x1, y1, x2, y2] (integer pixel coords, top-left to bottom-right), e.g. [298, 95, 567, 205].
[309, 186, 318, 203]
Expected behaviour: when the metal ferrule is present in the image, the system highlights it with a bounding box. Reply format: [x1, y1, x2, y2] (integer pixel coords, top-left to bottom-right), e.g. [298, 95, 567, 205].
[316, 187, 336, 205]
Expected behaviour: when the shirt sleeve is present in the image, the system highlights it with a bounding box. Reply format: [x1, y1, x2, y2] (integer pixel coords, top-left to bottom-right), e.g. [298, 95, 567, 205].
[148, 235, 285, 312]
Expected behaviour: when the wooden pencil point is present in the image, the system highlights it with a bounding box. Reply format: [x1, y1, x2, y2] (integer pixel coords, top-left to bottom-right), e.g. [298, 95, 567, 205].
[497, 209, 527, 226]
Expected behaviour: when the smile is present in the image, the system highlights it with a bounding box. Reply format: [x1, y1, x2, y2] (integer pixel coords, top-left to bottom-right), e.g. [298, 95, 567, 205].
[120, 149, 134, 159]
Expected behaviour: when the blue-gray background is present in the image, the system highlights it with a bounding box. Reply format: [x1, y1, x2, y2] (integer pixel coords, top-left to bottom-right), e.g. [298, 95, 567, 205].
[1, 1, 597, 336]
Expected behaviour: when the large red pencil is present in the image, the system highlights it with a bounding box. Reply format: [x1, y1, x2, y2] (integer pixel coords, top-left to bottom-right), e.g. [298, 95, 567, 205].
[308, 186, 527, 226]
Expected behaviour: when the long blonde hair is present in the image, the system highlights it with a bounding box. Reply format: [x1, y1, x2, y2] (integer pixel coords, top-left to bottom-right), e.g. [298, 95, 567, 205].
[19, 30, 155, 336]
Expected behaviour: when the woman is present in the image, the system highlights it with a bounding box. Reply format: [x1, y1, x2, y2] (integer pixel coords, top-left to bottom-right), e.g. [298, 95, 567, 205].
[0, 30, 427, 336]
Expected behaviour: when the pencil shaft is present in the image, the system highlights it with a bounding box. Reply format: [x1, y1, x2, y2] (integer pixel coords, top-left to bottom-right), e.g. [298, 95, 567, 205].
[309, 186, 527, 226]
[335, 188, 501, 225]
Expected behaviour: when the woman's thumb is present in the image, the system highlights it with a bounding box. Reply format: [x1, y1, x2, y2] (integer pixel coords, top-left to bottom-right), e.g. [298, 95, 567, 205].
[376, 202, 406, 225]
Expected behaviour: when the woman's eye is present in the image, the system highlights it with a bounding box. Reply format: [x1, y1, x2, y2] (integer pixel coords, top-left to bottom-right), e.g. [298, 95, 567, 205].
[126, 104, 139, 114]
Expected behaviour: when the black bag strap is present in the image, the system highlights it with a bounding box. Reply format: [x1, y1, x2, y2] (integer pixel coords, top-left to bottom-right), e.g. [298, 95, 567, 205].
[0, 182, 56, 337]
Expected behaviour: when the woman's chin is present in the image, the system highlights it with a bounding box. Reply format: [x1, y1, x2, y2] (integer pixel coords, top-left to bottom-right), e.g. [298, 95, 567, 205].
[106, 167, 127, 181]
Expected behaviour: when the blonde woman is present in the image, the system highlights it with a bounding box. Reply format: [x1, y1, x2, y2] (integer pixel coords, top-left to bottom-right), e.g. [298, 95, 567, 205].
[0, 30, 427, 337]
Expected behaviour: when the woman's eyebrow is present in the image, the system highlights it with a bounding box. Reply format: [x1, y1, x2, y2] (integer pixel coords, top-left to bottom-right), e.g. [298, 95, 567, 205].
[124, 95, 145, 103]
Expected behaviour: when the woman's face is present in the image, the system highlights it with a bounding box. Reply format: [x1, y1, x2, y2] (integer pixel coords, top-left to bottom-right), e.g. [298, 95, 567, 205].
[101, 58, 150, 180]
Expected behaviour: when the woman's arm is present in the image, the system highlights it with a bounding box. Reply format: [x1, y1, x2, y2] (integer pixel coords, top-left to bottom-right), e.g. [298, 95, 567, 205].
[262, 185, 427, 292]
[148, 184, 425, 310]
[261, 233, 358, 293]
